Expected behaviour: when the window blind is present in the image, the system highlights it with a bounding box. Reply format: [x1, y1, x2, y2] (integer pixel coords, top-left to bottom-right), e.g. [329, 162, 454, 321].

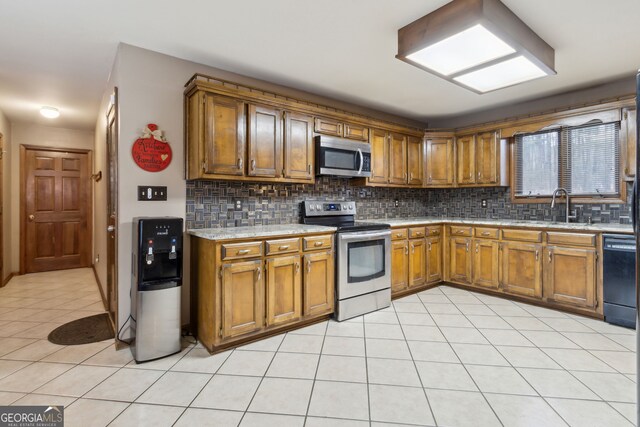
[515, 130, 560, 196]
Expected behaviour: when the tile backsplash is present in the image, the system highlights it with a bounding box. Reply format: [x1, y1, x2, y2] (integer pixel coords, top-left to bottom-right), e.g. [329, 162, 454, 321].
[186, 179, 631, 229]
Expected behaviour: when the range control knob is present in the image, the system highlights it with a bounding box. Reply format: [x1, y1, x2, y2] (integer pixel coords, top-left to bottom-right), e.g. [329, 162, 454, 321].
[316, 204, 321, 210]
[309, 205, 315, 211]
[349, 205, 353, 210]
[343, 205, 347, 210]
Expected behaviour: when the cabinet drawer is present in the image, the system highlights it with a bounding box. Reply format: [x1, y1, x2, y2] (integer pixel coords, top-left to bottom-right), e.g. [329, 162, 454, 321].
[391, 228, 408, 240]
[265, 238, 301, 255]
[343, 123, 369, 141]
[547, 232, 596, 247]
[475, 227, 499, 239]
[426, 226, 441, 237]
[408, 227, 426, 239]
[450, 226, 472, 237]
[502, 229, 543, 243]
[221, 241, 263, 260]
[314, 117, 342, 137]
[303, 235, 333, 251]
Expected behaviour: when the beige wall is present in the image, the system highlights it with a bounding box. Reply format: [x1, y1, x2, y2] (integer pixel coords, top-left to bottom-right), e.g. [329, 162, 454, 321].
[0, 109, 12, 283]
[9, 123, 94, 274]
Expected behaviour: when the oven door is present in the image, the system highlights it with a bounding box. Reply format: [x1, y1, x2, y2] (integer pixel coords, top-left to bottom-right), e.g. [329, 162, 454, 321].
[337, 230, 391, 300]
[316, 137, 371, 177]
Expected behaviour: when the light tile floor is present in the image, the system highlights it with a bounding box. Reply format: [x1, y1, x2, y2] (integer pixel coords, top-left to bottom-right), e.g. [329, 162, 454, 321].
[0, 268, 637, 426]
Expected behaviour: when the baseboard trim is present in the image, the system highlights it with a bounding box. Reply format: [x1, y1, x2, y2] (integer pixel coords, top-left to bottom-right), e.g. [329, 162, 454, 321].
[1, 272, 17, 287]
[92, 265, 109, 312]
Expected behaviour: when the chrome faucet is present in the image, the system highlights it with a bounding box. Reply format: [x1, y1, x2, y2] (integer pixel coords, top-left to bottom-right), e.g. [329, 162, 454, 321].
[551, 188, 577, 223]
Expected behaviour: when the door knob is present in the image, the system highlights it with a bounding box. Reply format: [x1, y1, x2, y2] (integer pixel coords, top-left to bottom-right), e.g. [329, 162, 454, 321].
[107, 225, 115, 232]
[28, 214, 35, 221]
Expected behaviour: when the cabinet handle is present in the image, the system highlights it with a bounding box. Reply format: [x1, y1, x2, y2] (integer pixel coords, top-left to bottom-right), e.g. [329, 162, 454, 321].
[405, 245, 408, 255]
[428, 242, 432, 250]
[431, 230, 438, 234]
[476, 243, 479, 253]
[256, 266, 261, 281]
[535, 250, 539, 261]
[251, 159, 256, 171]
[396, 233, 403, 238]
[481, 232, 490, 236]
[548, 251, 552, 263]
[314, 241, 324, 247]
[456, 230, 465, 234]
[411, 244, 414, 254]
[278, 245, 290, 250]
[415, 232, 423, 237]
[307, 260, 312, 273]
[308, 164, 312, 174]
[237, 249, 250, 255]
[295, 262, 300, 273]
[466, 242, 469, 252]
[429, 175, 433, 182]
[238, 157, 243, 169]
[478, 172, 481, 178]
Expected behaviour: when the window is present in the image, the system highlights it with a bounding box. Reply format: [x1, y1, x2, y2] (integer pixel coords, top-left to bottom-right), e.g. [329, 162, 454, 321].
[515, 122, 620, 198]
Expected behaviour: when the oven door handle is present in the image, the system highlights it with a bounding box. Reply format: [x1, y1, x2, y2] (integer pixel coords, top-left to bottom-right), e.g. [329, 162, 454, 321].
[357, 148, 363, 175]
[339, 231, 391, 242]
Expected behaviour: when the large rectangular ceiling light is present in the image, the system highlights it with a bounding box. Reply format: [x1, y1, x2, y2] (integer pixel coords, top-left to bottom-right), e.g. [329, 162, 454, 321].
[397, 0, 555, 93]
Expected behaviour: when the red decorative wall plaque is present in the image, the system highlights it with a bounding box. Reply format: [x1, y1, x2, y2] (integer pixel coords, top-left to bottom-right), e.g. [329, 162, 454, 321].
[131, 123, 172, 172]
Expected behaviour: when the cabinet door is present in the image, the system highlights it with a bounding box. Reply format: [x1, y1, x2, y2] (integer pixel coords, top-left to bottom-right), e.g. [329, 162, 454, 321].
[284, 111, 314, 181]
[426, 137, 454, 186]
[343, 123, 369, 141]
[545, 246, 596, 309]
[314, 117, 342, 137]
[389, 132, 408, 185]
[426, 236, 442, 283]
[501, 242, 542, 298]
[622, 108, 636, 180]
[456, 135, 476, 185]
[303, 251, 334, 317]
[266, 255, 302, 326]
[221, 259, 264, 339]
[247, 104, 282, 178]
[472, 240, 499, 289]
[476, 132, 498, 184]
[407, 136, 424, 186]
[391, 240, 409, 293]
[370, 128, 389, 184]
[409, 239, 426, 287]
[449, 237, 472, 284]
[203, 94, 246, 176]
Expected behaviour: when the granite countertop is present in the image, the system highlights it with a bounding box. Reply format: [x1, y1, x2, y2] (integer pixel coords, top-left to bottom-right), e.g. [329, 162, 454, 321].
[188, 224, 337, 241]
[364, 217, 634, 234]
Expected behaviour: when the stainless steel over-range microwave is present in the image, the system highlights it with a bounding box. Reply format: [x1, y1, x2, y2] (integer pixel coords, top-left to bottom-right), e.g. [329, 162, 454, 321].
[315, 135, 371, 178]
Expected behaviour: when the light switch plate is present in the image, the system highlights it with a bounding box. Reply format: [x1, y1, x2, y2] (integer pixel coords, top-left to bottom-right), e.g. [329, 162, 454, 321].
[138, 186, 167, 201]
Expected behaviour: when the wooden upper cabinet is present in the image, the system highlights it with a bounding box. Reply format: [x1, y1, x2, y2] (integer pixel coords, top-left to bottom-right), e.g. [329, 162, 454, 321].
[203, 94, 246, 176]
[449, 237, 472, 284]
[622, 107, 636, 180]
[266, 255, 302, 326]
[221, 259, 264, 340]
[248, 104, 282, 178]
[407, 136, 424, 186]
[369, 128, 389, 184]
[343, 123, 369, 141]
[391, 239, 409, 293]
[476, 132, 498, 184]
[314, 117, 342, 137]
[284, 111, 314, 181]
[501, 242, 542, 298]
[426, 136, 454, 186]
[456, 135, 476, 185]
[303, 251, 334, 317]
[472, 239, 499, 289]
[544, 246, 596, 309]
[426, 236, 442, 283]
[389, 132, 408, 185]
[409, 238, 426, 287]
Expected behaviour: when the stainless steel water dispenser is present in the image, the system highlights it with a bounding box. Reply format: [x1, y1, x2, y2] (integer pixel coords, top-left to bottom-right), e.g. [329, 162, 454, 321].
[131, 217, 182, 362]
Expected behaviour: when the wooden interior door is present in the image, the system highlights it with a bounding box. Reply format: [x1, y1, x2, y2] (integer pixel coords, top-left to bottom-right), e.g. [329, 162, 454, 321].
[266, 255, 302, 326]
[407, 136, 424, 186]
[106, 90, 118, 320]
[303, 251, 334, 317]
[388, 132, 408, 185]
[221, 259, 264, 339]
[476, 132, 498, 184]
[204, 94, 246, 176]
[248, 103, 281, 178]
[22, 146, 92, 273]
[283, 111, 313, 181]
[501, 242, 542, 298]
[472, 240, 499, 289]
[456, 135, 475, 185]
[369, 129, 388, 184]
[426, 137, 454, 186]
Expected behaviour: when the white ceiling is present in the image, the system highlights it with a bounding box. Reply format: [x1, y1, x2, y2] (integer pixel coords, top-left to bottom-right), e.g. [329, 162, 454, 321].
[1, 0, 639, 130]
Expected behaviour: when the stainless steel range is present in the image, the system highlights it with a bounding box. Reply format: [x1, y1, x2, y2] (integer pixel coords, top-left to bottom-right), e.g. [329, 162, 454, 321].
[302, 201, 391, 321]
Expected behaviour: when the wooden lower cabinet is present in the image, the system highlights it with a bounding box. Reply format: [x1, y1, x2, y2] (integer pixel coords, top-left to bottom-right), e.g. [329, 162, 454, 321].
[409, 239, 426, 287]
[472, 240, 499, 289]
[266, 255, 302, 326]
[449, 237, 472, 284]
[544, 246, 597, 309]
[426, 236, 442, 283]
[303, 251, 334, 316]
[391, 240, 409, 293]
[221, 259, 264, 339]
[500, 242, 542, 298]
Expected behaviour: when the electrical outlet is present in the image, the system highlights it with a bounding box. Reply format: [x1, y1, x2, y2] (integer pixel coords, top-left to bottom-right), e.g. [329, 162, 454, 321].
[481, 199, 488, 208]
[394, 199, 399, 208]
[235, 200, 242, 210]
[138, 186, 167, 201]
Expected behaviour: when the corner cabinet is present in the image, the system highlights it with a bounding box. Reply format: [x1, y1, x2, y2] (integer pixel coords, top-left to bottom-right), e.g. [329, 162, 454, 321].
[425, 135, 454, 187]
[191, 233, 334, 354]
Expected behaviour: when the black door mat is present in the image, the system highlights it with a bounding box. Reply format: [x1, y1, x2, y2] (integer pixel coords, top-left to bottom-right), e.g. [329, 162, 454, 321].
[48, 313, 115, 345]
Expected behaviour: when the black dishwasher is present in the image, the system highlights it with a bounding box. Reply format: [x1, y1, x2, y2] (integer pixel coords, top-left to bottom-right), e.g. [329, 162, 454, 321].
[603, 234, 636, 329]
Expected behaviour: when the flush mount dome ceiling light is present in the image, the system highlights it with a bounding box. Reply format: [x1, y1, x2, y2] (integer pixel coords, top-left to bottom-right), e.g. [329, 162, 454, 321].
[40, 106, 60, 119]
[396, 0, 555, 93]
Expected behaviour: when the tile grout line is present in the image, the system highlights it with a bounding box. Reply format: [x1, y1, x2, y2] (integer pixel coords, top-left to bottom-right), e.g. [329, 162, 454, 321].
[302, 320, 328, 426]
